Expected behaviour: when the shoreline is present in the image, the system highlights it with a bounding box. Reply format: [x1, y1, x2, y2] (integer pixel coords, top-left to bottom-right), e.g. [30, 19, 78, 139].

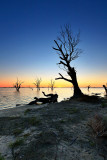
[0, 103, 48, 117]
[0, 98, 107, 160]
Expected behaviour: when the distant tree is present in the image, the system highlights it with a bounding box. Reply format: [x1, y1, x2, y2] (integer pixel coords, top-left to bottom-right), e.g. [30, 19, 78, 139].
[88, 85, 90, 91]
[33, 78, 42, 89]
[49, 79, 55, 90]
[14, 78, 24, 92]
[103, 84, 107, 95]
[53, 25, 83, 97]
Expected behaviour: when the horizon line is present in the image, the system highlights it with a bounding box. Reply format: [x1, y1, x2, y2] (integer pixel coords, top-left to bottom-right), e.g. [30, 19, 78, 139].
[0, 87, 104, 88]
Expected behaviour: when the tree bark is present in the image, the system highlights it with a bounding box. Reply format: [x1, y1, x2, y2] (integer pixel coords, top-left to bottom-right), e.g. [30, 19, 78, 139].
[72, 78, 83, 97]
[71, 70, 83, 97]
[103, 85, 107, 95]
[67, 65, 83, 97]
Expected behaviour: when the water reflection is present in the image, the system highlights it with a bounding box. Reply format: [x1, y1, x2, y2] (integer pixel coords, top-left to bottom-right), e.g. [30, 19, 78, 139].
[0, 87, 106, 110]
[35, 89, 40, 97]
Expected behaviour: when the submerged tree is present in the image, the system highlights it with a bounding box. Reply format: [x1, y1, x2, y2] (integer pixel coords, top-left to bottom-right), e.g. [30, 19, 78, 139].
[103, 84, 107, 95]
[88, 85, 90, 91]
[53, 25, 83, 97]
[33, 78, 42, 89]
[49, 79, 55, 90]
[14, 78, 24, 92]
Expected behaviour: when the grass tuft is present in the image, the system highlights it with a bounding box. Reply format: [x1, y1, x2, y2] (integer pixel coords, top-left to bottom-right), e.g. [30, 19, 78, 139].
[101, 102, 107, 108]
[24, 109, 32, 115]
[23, 133, 30, 138]
[13, 128, 23, 136]
[0, 153, 5, 160]
[29, 117, 41, 126]
[9, 138, 24, 149]
[65, 108, 79, 114]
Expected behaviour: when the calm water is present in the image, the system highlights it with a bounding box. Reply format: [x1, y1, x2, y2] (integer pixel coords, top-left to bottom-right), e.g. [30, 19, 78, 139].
[0, 87, 106, 110]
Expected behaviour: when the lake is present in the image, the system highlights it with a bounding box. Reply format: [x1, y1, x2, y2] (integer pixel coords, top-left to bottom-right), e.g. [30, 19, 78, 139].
[0, 87, 106, 110]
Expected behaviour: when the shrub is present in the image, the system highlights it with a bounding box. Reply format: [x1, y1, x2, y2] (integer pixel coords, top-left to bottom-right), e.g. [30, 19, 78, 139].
[88, 114, 107, 137]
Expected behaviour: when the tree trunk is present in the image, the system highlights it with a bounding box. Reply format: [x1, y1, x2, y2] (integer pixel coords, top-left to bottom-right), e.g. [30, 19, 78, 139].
[103, 85, 107, 95]
[73, 79, 83, 97]
[16, 87, 20, 92]
[69, 67, 83, 97]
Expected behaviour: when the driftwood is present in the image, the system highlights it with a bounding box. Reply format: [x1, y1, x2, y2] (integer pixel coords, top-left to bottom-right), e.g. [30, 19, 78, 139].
[28, 92, 58, 105]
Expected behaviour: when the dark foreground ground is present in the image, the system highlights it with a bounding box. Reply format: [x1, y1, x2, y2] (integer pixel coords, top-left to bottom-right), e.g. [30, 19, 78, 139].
[0, 97, 107, 160]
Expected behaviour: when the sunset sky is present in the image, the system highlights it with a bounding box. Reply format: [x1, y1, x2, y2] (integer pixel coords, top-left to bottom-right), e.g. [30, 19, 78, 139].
[0, 0, 107, 87]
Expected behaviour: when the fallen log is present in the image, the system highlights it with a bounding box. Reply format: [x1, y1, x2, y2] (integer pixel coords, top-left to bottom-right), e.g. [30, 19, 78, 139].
[28, 92, 58, 105]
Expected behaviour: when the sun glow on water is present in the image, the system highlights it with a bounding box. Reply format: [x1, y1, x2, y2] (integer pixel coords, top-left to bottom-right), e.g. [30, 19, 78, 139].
[0, 87, 106, 110]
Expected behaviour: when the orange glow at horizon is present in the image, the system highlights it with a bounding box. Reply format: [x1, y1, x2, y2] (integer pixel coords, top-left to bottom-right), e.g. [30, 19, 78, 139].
[0, 78, 106, 88]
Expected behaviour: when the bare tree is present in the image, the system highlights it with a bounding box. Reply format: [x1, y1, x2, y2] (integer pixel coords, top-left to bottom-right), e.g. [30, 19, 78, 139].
[14, 78, 24, 92]
[103, 84, 107, 95]
[53, 25, 83, 97]
[33, 78, 42, 89]
[49, 79, 55, 90]
[88, 85, 90, 91]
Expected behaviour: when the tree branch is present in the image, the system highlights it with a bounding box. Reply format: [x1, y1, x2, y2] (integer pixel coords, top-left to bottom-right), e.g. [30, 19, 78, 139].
[55, 73, 72, 83]
[52, 47, 60, 51]
[53, 40, 66, 59]
[59, 56, 64, 60]
[59, 61, 67, 66]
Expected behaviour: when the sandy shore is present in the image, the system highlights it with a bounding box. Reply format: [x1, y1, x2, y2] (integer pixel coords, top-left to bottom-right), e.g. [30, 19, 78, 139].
[0, 103, 48, 117]
[0, 98, 107, 160]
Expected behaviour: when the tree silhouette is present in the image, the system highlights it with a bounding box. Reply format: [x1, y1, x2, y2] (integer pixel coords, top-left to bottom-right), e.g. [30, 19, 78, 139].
[49, 79, 55, 90]
[14, 78, 24, 92]
[33, 78, 42, 89]
[53, 25, 83, 97]
[88, 85, 90, 91]
[103, 84, 107, 95]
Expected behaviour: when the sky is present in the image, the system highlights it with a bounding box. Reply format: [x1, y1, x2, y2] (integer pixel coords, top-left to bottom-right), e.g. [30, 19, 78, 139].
[0, 0, 107, 87]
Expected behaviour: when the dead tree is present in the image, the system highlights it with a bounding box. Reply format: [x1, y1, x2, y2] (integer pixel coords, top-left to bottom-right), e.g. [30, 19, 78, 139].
[88, 85, 90, 91]
[14, 78, 24, 92]
[103, 85, 107, 95]
[53, 25, 83, 97]
[28, 92, 58, 105]
[33, 78, 42, 90]
[50, 79, 55, 90]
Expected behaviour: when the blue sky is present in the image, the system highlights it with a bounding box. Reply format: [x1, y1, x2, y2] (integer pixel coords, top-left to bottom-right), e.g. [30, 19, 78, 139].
[0, 0, 107, 87]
